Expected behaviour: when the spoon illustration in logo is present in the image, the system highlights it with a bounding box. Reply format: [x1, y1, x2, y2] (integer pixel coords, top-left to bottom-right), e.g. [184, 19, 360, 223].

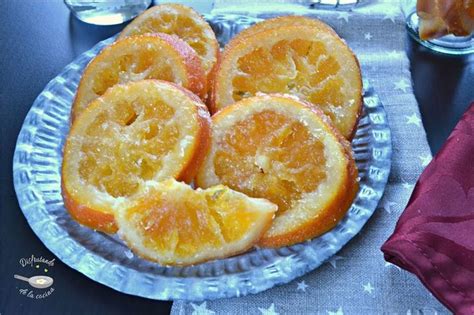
[14, 274, 54, 289]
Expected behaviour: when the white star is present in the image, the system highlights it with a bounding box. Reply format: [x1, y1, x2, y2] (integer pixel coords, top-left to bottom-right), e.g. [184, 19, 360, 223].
[402, 181, 414, 190]
[382, 200, 397, 214]
[338, 12, 349, 23]
[328, 307, 344, 315]
[327, 255, 344, 268]
[259, 303, 279, 315]
[191, 302, 215, 315]
[364, 32, 373, 40]
[419, 154, 432, 167]
[383, 11, 399, 23]
[406, 113, 422, 127]
[297, 280, 309, 292]
[363, 282, 374, 294]
[384, 261, 402, 270]
[394, 79, 411, 93]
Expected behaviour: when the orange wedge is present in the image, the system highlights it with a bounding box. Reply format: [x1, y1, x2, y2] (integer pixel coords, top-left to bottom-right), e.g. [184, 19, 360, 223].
[116, 178, 277, 266]
[196, 94, 358, 247]
[72, 33, 206, 120]
[211, 22, 362, 139]
[119, 3, 219, 79]
[62, 80, 211, 233]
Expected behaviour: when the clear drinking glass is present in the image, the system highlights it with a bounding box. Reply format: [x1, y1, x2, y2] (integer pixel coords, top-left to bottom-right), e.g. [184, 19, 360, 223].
[153, 0, 215, 14]
[65, 0, 152, 25]
[401, 0, 474, 55]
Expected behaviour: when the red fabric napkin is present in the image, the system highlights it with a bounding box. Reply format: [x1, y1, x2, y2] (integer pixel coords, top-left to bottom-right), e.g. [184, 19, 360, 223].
[382, 102, 474, 314]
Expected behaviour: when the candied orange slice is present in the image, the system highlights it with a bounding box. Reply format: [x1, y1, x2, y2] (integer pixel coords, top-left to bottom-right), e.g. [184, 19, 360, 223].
[211, 22, 362, 139]
[72, 33, 206, 120]
[116, 178, 277, 266]
[197, 95, 358, 247]
[62, 80, 211, 233]
[119, 4, 219, 79]
[417, 0, 474, 40]
[230, 15, 337, 43]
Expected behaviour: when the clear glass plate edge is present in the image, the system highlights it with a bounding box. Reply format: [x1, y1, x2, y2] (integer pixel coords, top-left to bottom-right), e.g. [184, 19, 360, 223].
[12, 14, 392, 301]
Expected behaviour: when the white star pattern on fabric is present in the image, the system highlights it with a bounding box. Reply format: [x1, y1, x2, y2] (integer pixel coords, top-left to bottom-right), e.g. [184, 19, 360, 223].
[328, 255, 344, 268]
[191, 302, 215, 315]
[259, 303, 279, 315]
[383, 11, 399, 23]
[394, 79, 411, 92]
[328, 307, 344, 315]
[385, 261, 402, 271]
[363, 282, 375, 294]
[402, 181, 414, 190]
[383, 200, 397, 214]
[338, 12, 349, 23]
[419, 154, 432, 167]
[297, 280, 309, 292]
[364, 32, 373, 40]
[406, 113, 422, 127]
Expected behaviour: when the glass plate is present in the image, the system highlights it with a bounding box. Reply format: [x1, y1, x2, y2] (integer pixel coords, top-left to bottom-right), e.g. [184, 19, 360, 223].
[13, 14, 392, 301]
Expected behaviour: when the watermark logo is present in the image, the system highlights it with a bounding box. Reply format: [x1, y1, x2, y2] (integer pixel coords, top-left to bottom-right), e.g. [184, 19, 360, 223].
[14, 255, 55, 299]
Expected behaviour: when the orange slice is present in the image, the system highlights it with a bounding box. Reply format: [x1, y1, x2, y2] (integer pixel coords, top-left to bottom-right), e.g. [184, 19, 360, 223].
[72, 33, 206, 120]
[62, 80, 211, 233]
[116, 178, 277, 266]
[417, 0, 449, 39]
[211, 23, 362, 139]
[231, 15, 338, 43]
[196, 94, 358, 247]
[119, 3, 219, 79]
[417, 0, 474, 40]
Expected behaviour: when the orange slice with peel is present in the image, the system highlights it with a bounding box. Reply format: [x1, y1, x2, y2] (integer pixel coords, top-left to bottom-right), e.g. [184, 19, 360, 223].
[211, 22, 362, 139]
[116, 178, 277, 266]
[196, 94, 358, 247]
[232, 15, 338, 42]
[62, 80, 211, 233]
[72, 33, 206, 120]
[417, 0, 474, 39]
[119, 3, 219, 79]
